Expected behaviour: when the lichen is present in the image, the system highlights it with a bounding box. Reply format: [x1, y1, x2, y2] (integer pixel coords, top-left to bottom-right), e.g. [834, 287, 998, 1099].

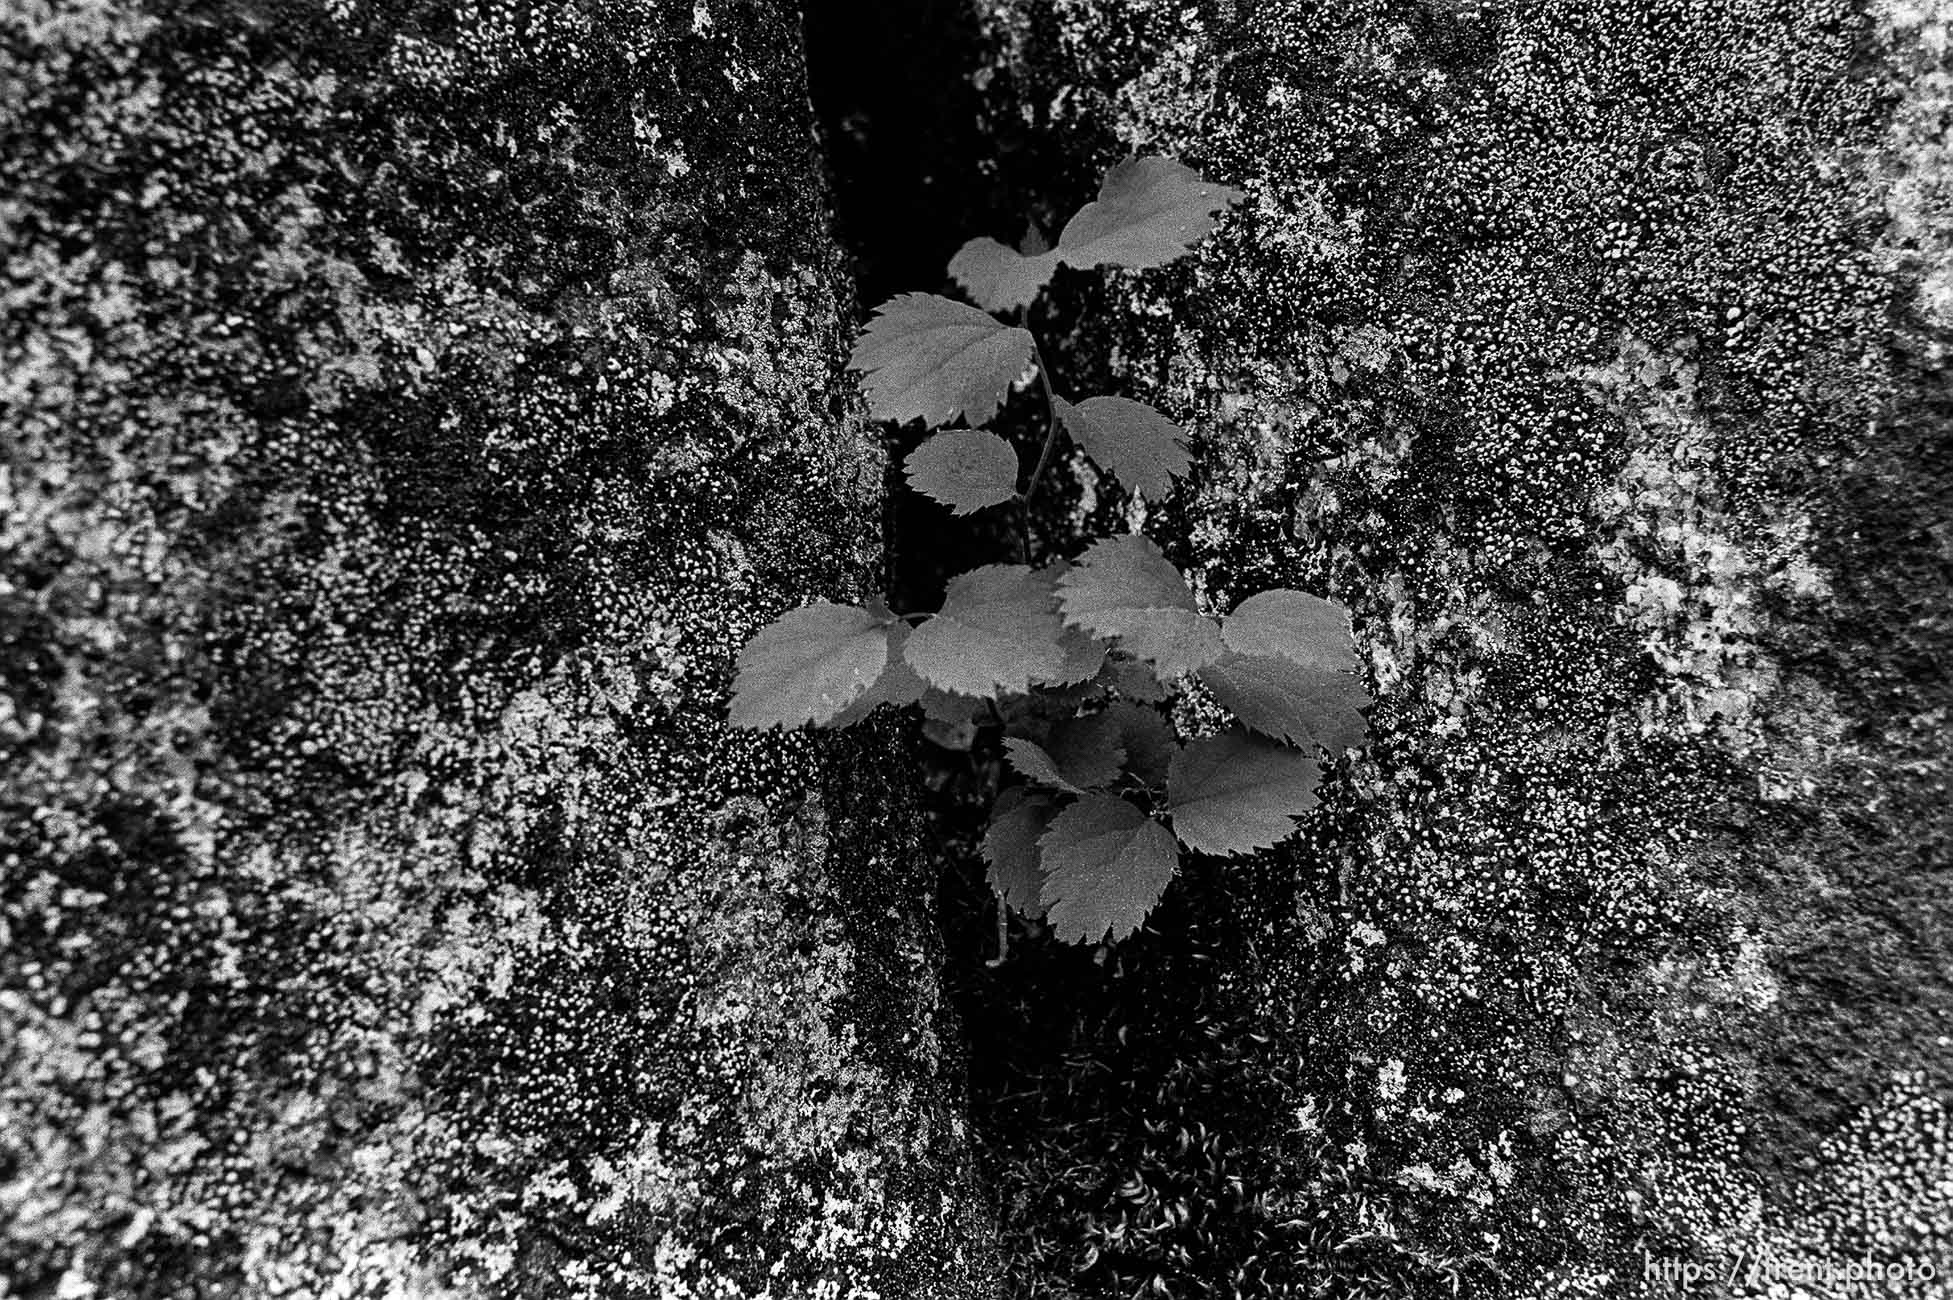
[957, 0, 1949, 1292]
[1, 2, 995, 1296]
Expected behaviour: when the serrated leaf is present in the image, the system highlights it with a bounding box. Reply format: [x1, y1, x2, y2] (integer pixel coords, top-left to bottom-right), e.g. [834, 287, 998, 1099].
[1060, 534, 1197, 616]
[905, 429, 1020, 514]
[1199, 652, 1370, 754]
[1056, 535, 1222, 677]
[1045, 711, 1127, 789]
[1167, 729, 1322, 857]
[1038, 795, 1180, 944]
[829, 622, 930, 727]
[1004, 737, 1087, 794]
[1036, 623, 1108, 686]
[949, 236, 1060, 313]
[1053, 395, 1192, 501]
[905, 564, 1068, 696]
[1113, 609, 1224, 678]
[1102, 702, 1176, 788]
[1026, 563, 1109, 686]
[1221, 589, 1357, 672]
[984, 788, 1062, 916]
[848, 293, 1036, 427]
[728, 601, 893, 729]
[1055, 156, 1245, 272]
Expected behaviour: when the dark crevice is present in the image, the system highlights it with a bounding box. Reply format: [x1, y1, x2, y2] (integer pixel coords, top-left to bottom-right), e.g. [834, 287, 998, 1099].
[803, 0, 1022, 619]
[804, 0, 997, 306]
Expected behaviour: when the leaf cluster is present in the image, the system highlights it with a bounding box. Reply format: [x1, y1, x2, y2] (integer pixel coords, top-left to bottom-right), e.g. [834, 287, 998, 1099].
[731, 538, 1370, 944]
[851, 156, 1241, 511]
[730, 156, 1370, 945]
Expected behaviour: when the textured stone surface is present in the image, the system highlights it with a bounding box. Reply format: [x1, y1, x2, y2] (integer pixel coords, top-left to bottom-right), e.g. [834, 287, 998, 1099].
[950, 0, 1953, 1293]
[7, 1, 1951, 1297]
[0, 3, 997, 1296]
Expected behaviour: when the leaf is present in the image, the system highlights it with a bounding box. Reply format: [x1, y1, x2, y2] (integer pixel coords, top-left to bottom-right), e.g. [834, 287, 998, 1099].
[1221, 589, 1356, 672]
[1054, 156, 1245, 272]
[1198, 652, 1371, 754]
[1053, 395, 1192, 501]
[1037, 623, 1109, 686]
[1045, 711, 1127, 789]
[1026, 563, 1109, 686]
[1102, 702, 1176, 788]
[948, 236, 1060, 314]
[1056, 534, 1223, 677]
[1057, 533, 1197, 618]
[984, 788, 1061, 915]
[904, 564, 1068, 696]
[829, 621, 930, 726]
[1004, 737, 1087, 794]
[1038, 794, 1180, 944]
[1111, 610, 1223, 678]
[848, 293, 1036, 427]
[729, 601, 893, 729]
[1167, 728, 1323, 857]
[904, 429, 1020, 514]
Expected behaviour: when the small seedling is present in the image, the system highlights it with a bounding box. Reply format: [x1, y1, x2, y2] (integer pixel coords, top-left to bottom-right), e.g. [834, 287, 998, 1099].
[730, 157, 1370, 945]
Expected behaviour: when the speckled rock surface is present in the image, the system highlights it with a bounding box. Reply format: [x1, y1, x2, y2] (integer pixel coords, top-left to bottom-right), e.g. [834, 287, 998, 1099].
[8, 1, 1951, 1297]
[1, 3, 999, 1296]
[948, 0, 1953, 1294]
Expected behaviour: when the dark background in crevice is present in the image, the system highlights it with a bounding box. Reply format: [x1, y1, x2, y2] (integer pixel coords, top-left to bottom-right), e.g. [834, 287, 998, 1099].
[799, 16, 1279, 1296]
[802, 0, 1067, 616]
[803, 0, 994, 306]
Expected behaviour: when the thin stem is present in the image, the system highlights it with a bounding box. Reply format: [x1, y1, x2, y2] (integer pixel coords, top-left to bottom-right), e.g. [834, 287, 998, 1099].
[1020, 343, 1066, 505]
[1013, 342, 1066, 565]
[985, 896, 1010, 966]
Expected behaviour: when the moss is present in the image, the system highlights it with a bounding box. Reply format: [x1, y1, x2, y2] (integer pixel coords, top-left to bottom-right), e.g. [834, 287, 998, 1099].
[955, 0, 1946, 1293]
[1, 2, 996, 1296]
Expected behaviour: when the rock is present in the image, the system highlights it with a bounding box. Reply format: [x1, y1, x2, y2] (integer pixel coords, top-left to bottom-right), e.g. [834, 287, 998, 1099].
[0, 3, 998, 1296]
[951, 0, 1953, 1291]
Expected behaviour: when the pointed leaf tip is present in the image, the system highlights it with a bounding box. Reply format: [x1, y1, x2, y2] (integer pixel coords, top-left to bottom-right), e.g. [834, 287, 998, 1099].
[904, 564, 1069, 697]
[1038, 794, 1179, 944]
[1167, 729, 1322, 857]
[1004, 737, 1087, 794]
[1055, 156, 1245, 273]
[729, 601, 893, 729]
[1054, 395, 1192, 501]
[1056, 534, 1223, 677]
[848, 292, 1036, 428]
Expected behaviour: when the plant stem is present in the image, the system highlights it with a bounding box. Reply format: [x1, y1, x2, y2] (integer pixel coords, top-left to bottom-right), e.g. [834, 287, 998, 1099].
[1014, 343, 1066, 565]
[986, 897, 1010, 966]
[1020, 344, 1065, 505]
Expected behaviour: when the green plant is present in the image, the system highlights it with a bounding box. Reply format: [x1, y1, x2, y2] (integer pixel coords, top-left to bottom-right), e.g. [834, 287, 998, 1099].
[729, 157, 1370, 944]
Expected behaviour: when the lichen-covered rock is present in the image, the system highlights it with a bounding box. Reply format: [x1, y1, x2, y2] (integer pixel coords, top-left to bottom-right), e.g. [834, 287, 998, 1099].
[956, 0, 1953, 1293]
[0, 3, 999, 1296]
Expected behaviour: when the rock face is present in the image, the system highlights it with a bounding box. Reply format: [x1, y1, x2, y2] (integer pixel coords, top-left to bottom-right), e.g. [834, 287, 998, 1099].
[6, 1, 1951, 1298]
[944, 0, 1953, 1294]
[1, 4, 996, 1296]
